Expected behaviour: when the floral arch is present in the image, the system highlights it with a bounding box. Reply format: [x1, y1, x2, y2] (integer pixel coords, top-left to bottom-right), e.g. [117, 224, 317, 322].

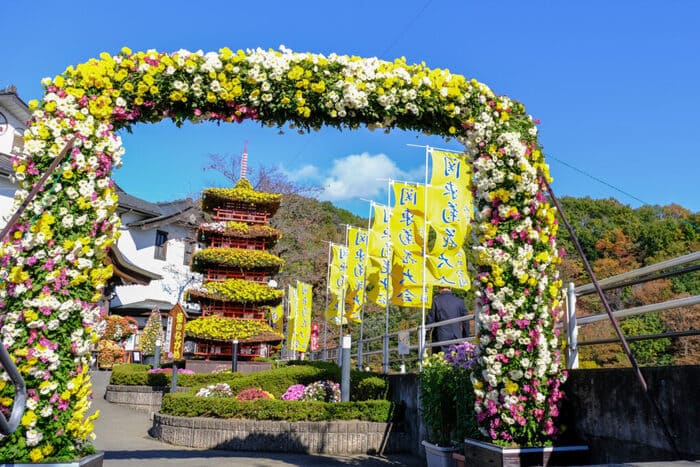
[0, 46, 564, 460]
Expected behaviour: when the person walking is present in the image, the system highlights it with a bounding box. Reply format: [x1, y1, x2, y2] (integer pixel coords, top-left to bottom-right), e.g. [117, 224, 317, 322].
[426, 287, 469, 353]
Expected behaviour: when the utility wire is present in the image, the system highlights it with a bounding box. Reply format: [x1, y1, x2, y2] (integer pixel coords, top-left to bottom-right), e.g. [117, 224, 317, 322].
[381, 0, 434, 57]
[549, 155, 700, 232]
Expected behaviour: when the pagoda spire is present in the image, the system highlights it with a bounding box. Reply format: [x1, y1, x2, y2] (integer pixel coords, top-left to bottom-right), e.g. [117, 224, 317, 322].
[240, 140, 248, 180]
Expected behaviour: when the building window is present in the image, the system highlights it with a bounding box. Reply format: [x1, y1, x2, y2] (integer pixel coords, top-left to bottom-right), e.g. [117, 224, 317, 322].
[154, 230, 168, 260]
[183, 239, 196, 266]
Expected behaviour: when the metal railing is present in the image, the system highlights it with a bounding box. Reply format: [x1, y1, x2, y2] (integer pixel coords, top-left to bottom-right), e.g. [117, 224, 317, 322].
[0, 345, 27, 435]
[289, 251, 699, 373]
[298, 314, 476, 372]
[565, 250, 700, 369]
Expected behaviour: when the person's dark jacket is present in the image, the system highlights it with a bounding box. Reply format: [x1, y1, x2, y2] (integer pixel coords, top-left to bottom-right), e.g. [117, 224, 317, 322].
[426, 290, 469, 350]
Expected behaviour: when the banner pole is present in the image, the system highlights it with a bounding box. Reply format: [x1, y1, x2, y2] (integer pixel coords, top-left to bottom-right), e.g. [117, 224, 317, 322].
[419, 147, 430, 367]
[383, 181, 394, 374]
[323, 242, 332, 361]
[357, 207, 372, 370]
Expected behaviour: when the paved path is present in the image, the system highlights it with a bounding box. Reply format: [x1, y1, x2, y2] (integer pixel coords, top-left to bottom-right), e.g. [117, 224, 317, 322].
[89, 371, 425, 467]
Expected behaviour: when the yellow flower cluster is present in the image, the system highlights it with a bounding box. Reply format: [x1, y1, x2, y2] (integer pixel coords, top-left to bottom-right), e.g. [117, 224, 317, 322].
[192, 247, 284, 272]
[185, 316, 282, 342]
[188, 278, 284, 304]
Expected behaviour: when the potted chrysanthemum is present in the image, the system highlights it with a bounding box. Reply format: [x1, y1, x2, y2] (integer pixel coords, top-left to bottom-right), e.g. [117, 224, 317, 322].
[139, 309, 164, 367]
[420, 342, 479, 467]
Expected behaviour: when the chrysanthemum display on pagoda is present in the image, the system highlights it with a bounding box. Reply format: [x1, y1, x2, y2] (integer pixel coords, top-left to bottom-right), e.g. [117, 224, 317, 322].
[184, 170, 284, 360]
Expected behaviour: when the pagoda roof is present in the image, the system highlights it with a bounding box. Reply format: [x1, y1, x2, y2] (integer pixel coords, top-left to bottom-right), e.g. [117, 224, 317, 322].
[201, 179, 282, 214]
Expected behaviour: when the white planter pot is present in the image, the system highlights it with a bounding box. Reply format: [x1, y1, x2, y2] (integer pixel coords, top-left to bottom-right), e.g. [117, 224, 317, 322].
[422, 440, 457, 467]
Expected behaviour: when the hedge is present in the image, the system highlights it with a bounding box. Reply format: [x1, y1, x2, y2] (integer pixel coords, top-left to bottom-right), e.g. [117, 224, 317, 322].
[109, 364, 241, 387]
[161, 393, 394, 422]
[108, 361, 389, 402]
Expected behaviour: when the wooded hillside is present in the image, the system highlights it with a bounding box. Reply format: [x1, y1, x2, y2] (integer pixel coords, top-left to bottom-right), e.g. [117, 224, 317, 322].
[269, 194, 699, 368]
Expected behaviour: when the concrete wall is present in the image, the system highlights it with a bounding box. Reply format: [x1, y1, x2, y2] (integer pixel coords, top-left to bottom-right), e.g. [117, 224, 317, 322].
[184, 360, 272, 374]
[387, 366, 700, 463]
[105, 385, 188, 415]
[561, 365, 700, 463]
[387, 373, 423, 456]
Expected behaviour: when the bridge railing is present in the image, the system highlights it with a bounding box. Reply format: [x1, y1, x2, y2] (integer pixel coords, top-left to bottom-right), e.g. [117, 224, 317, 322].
[564, 250, 700, 369]
[285, 250, 699, 373]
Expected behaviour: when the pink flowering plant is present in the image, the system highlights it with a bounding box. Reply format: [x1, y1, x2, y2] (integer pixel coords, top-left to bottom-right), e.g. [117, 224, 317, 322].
[281, 384, 306, 401]
[1, 44, 564, 460]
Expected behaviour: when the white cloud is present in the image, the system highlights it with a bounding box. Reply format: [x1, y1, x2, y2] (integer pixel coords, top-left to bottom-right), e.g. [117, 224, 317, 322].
[319, 152, 423, 201]
[280, 152, 425, 202]
[283, 164, 319, 181]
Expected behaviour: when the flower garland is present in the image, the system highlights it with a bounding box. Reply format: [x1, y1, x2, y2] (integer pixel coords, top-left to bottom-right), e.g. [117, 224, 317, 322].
[191, 247, 284, 272]
[0, 46, 564, 459]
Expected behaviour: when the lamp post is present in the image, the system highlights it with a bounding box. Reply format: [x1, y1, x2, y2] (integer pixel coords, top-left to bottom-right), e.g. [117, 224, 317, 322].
[341, 334, 351, 402]
[154, 339, 161, 369]
[231, 339, 239, 373]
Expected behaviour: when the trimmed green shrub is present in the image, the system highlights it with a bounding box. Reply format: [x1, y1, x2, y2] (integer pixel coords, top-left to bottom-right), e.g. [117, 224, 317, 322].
[161, 392, 394, 422]
[108, 364, 242, 388]
[353, 376, 388, 402]
[221, 364, 339, 397]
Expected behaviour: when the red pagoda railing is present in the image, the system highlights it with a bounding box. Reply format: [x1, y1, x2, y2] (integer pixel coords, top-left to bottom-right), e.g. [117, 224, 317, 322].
[213, 208, 268, 224]
[201, 303, 265, 320]
[210, 236, 267, 250]
[204, 268, 269, 284]
[194, 341, 264, 359]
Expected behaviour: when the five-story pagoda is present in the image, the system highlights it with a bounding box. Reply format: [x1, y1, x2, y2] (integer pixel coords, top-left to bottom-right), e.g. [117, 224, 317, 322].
[185, 178, 284, 360]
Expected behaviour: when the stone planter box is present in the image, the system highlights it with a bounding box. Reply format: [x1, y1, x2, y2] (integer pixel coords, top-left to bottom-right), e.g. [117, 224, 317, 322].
[152, 413, 412, 454]
[183, 359, 272, 374]
[4, 452, 104, 467]
[104, 385, 188, 414]
[422, 440, 457, 467]
[464, 438, 589, 467]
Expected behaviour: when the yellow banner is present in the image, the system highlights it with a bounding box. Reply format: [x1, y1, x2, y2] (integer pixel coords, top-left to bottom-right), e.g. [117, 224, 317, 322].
[429, 149, 469, 186]
[426, 249, 470, 290]
[287, 285, 298, 350]
[328, 244, 348, 296]
[269, 302, 284, 333]
[366, 256, 391, 306]
[367, 204, 391, 259]
[326, 291, 347, 325]
[390, 182, 425, 251]
[427, 150, 473, 256]
[389, 182, 430, 308]
[290, 281, 312, 351]
[345, 227, 368, 322]
[390, 250, 433, 307]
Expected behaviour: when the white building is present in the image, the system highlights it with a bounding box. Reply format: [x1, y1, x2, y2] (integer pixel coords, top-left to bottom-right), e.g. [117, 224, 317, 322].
[109, 187, 201, 320]
[0, 85, 201, 328]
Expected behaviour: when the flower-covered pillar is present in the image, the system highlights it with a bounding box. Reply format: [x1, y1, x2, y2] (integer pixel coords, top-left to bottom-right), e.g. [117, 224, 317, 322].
[0, 47, 565, 461]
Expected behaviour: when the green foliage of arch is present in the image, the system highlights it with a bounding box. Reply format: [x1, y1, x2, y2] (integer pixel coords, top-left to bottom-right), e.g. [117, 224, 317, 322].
[0, 46, 564, 460]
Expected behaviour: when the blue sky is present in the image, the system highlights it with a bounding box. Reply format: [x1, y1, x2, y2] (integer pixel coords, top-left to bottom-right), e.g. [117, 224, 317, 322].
[3, 1, 699, 216]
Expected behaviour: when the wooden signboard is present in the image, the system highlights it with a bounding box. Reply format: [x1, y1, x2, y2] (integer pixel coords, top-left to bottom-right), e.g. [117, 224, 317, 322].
[167, 303, 187, 360]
